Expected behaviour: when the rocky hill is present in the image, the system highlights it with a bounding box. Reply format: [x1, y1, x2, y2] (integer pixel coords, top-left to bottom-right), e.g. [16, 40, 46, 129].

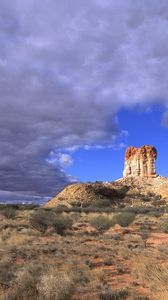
[44, 181, 126, 208]
[45, 145, 168, 209]
[44, 175, 168, 208]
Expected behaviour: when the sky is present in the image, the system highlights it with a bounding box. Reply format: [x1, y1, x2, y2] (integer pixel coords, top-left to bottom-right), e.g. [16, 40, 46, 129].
[0, 0, 168, 204]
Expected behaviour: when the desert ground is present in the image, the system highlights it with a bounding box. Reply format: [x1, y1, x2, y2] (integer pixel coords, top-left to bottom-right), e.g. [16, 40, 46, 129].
[1, 198, 168, 300]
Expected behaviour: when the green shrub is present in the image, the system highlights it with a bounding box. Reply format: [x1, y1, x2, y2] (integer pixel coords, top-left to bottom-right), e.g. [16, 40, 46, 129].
[141, 195, 151, 202]
[160, 219, 168, 233]
[0, 257, 14, 284]
[91, 198, 111, 208]
[53, 215, 73, 235]
[116, 186, 129, 198]
[70, 212, 81, 222]
[111, 212, 135, 227]
[29, 209, 55, 233]
[70, 200, 81, 207]
[104, 259, 113, 266]
[94, 185, 118, 199]
[147, 211, 162, 218]
[151, 199, 166, 206]
[90, 216, 112, 232]
[123, 207, 148, 214]
[0, 207, 17, 219]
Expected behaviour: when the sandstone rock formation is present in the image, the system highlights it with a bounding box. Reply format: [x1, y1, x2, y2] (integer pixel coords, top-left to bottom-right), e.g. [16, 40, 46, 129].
[44, 182, 119, 208]
[123, 145, 157, 178]
[45, 175, 168, 208]
[45, 144, 168, 209]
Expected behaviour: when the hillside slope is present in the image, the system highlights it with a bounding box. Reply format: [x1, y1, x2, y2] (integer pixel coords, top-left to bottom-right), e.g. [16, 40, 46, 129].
[45, 176, 168, 208]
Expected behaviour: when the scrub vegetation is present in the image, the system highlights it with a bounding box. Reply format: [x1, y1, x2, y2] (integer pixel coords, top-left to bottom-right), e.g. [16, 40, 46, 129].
[0, 204, 168, 299]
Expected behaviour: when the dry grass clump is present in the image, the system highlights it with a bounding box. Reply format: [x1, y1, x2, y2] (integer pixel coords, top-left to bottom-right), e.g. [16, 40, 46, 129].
[132, 254, 168, 300]
[0, 230, 35, 251]
[4, 261, 104, 300]
[5, 263, 43, 300]
[72, 263, 104, 290]
[5, 263, 75, 300]
[37, 266, 75, 300]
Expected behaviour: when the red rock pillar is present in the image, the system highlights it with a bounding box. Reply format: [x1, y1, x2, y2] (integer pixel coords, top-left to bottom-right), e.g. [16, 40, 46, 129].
[123, 145, 157, 178]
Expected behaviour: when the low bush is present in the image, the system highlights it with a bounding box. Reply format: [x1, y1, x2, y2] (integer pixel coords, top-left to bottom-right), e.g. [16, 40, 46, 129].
[140, 226, 149, 248]
[116, 186, 129, 198]
[52, 215, 73, 235]
[160, 219, 168, 233]
[91, 198, 111, 208]
[100, 288, 128, 300]
[141, 195, 151, 202]
[104, 259, 113, 266]
[70, 212, 81, 222]
[111, 212, 135, 227]
[94, 184, 118, 199]
[0, 204, 38, 210]
[151, 199, 166, 206]
[29, 209, 55, 233]
[70, 200, 81, 207]
[90, 216, 112, 232]
[123, 207, 149, 214]
[0, 207, 17, 219]
[0, 257, 14, 284]
[147, 211, 162, 218]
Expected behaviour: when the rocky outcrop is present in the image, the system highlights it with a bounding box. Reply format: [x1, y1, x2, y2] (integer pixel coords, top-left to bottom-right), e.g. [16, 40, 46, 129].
[123, 145, 157, 178]
[44, 182, 120, 208]
[45, 175, 168, 208]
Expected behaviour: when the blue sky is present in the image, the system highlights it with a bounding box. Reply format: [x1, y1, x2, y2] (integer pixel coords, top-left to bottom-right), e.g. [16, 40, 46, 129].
[67, 106, 168, 182]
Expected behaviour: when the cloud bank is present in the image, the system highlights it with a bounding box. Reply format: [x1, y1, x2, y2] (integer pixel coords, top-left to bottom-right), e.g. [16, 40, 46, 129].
[0, 0, 168, 201]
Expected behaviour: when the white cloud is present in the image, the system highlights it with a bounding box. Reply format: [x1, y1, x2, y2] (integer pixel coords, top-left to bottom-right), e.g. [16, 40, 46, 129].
[47, 152, 74, 169]
[83, 143, 127, 151]
[111, 143, 127, 151]
[121, 130, 129, 137]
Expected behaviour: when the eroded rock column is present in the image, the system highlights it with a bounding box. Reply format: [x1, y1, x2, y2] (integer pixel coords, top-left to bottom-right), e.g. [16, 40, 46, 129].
[123, 145, 157, 178]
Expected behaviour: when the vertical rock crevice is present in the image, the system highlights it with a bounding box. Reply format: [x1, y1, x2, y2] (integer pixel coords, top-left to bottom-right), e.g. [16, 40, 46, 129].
[123, 145, 157, 178]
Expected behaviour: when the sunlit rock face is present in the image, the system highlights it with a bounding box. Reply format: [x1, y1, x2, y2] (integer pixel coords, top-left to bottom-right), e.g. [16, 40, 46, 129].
[123, 145, 157, 178]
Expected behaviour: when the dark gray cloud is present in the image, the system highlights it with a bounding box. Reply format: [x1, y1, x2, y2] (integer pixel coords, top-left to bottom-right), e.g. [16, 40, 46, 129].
[0, 0, 168, 202]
